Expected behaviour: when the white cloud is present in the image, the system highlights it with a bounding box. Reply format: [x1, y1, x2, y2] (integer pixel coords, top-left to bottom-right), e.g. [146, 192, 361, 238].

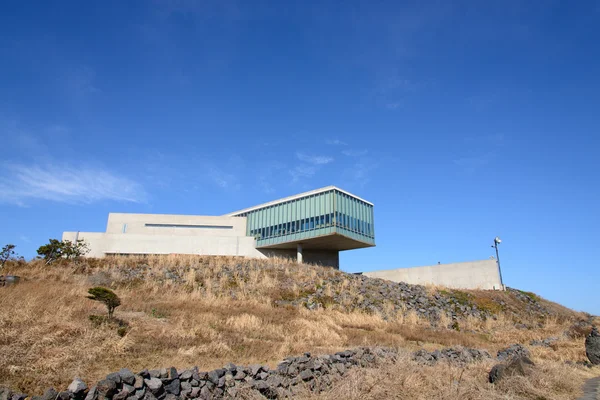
[385, 102, 402, 110]
[453, 153, 493, 172]
[348, 161, 377, 186]
[0, 163, 146, 205]
[19, 235, 31, 243]
[326, 139, 348, 146]
[66, 65, 100, 98]
[289, 165, 317, 182]
[207, 167, 241, 190]
[379, 76, 416, 94]
[296, 152, 334, 165]
[342, 149, 368, 157]
[463, 133, 505, 146]
[258, 176, 275, 194]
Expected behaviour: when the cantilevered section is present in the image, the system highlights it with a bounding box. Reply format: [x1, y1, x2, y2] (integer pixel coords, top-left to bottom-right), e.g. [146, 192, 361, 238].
[226, 185, 374, 216]
[227, 186, 375, 252]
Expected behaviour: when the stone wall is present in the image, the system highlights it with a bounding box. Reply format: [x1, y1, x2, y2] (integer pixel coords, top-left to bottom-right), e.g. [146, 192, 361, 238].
[1, 348, 397, 400]
[0, 344, 545, 400]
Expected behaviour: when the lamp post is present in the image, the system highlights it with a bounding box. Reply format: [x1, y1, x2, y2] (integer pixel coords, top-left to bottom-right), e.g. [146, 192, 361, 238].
[492, 236, 504, 288]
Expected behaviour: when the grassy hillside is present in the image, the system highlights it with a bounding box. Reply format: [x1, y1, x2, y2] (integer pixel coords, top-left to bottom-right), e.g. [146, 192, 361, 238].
[0, 255, 597, 399]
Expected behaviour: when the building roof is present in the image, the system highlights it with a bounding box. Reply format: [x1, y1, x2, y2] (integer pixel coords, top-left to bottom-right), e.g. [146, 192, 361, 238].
[225, 185, 374, 216]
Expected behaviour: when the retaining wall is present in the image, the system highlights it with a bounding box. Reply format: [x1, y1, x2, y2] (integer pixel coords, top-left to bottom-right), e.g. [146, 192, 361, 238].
[363, 259, 504, 290]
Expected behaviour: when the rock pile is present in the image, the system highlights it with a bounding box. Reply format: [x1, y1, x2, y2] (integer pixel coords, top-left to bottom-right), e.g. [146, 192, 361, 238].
[87, 260, 564, 326]
[489, 356, 535, 384]
[0, 348, 398, 400]
[530, 337, 558, 347]
[585, 326, 600, 365]
[0, 275, 20, 287]
[277, 274, 495, 321]
[412, 347, 491, 365]
[496, 344, 530, 361]
[489, 344, 536, 384]
[506, 288, 549, 315]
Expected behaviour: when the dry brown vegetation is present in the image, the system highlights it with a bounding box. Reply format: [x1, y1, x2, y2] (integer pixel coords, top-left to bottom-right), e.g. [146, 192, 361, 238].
[0, 255, 597, 399]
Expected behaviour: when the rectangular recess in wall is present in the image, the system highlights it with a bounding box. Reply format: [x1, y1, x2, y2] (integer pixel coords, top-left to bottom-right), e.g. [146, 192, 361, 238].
[145, 223, 233, 229]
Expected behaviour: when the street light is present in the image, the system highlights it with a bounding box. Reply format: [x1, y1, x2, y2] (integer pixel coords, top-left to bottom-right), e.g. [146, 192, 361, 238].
[491, 236, 504, 288]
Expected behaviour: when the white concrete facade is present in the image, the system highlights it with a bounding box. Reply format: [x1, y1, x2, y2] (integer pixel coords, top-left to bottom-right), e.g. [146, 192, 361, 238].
[63, 213, 266, 259]
[63, 212, 342, 267]
[62, 186, 377, 269]
[363, 260, 504, 290]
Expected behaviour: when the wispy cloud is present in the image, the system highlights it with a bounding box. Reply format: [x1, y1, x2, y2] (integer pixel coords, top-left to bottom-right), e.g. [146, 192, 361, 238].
[325, 139, 348, 146]
[0, 163, 146, 205]
[454, 134, 505, 172]
[453, 153, 494, 172]
[256, 161, 285, 194]
[378, 76, 417, 94]
[296, 152, 334, 165]
[462, 133, 505, 147]
[258, 176, 275, 194]
[342, 149, 368, 157]
[65, 65, 100, 98]
[289, 165, 318, 182]
[385, 102, 402, 110]
[345, 161, 377, 187]
[207, 166, 241, 190]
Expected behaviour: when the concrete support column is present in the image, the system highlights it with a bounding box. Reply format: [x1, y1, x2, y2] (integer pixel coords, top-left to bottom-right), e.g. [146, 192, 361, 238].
[297, 243, 303, 264]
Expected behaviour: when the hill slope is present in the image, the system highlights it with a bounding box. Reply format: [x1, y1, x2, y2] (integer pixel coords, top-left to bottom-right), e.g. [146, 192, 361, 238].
[0, 255, 596, 399]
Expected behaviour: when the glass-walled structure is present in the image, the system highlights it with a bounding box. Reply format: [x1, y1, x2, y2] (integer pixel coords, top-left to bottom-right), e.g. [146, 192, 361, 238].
[227, 187, 375, 250]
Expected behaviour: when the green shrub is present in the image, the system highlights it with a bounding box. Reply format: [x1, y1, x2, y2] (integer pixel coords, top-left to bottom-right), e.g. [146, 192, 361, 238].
[87, 287, 121, 318]
[151, 308, 167, 319]
[0, 244, 16, 268]
[37, 239, 89, 264]
[88, 314, 129, 337]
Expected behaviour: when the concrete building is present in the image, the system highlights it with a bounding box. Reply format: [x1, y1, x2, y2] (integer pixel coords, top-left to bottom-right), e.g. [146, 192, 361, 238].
[363, 259, 504, 290]
[63, 186, 375, 268]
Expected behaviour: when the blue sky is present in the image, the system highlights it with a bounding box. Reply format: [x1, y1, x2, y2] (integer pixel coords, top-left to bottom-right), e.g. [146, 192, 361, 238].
[1, 1, 599, 314]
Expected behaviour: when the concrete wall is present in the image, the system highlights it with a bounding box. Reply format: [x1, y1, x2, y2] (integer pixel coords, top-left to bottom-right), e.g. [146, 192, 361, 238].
[105, 213, 248, 237]
[363, 260, 503, 290]
[63, 213, 265, 258]
[63, 213, 340, 267]
[62, 232, 107, 258]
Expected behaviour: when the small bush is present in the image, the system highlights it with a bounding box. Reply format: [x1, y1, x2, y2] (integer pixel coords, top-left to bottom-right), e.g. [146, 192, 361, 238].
[88, 315, 130, 337]
[0, 244, 16, 268]
[37, 239, 90, 264]
[472, 296, 504, 314]
[150, 308, 167, 319]
[313, 294, 336, 309]
[565, 321, 592, 339]
[516, 289, 541, 302]
[87, 287, 121, 318]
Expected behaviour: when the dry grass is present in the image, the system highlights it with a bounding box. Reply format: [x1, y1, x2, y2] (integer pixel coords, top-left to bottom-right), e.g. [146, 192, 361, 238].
[308, 352, 597, 400]
[0, 256, 597, 398]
